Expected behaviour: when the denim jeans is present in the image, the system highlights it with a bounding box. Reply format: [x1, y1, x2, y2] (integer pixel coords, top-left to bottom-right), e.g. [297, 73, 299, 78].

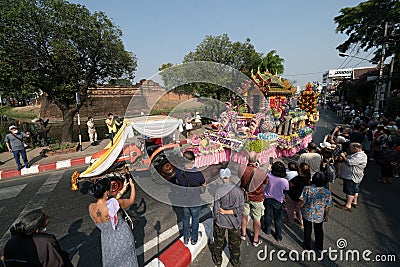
[263, 198, 283, 240]
[109, 131, 116, 145]
[13, 149, 29, 170]
[182, 206, 201, 241]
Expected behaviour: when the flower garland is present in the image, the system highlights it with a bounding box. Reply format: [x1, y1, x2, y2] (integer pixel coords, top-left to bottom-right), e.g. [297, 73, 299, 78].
[202, 131, 243, 151]
[277, 133, 301, 149]
[297, 126, 314, 138]
[299, 82, 319, 113]
[199, 137, 224, 154]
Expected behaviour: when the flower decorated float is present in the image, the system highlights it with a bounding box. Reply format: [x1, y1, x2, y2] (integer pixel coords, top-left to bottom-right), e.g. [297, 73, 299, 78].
[299, 82, 320, 123]
[183, 71, 317, 167]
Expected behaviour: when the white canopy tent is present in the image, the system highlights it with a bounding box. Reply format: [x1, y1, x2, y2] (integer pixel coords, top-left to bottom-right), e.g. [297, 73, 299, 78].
[79, 115, 179, 178]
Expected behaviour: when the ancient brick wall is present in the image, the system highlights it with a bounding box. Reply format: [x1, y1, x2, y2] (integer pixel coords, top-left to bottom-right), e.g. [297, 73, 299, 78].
[39, 80, 193, 119]
[39, 95, 147, 119]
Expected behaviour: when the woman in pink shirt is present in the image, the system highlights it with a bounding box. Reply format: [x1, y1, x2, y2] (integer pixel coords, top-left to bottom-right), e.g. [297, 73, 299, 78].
[263, 161, 289, 241]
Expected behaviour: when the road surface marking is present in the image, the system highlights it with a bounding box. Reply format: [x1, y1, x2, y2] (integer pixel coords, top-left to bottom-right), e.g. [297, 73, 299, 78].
[0, 172, 64, 247]
[0, 184, 27, 201]
[136, 205, 211, 256]
[37, 173, 63, 194]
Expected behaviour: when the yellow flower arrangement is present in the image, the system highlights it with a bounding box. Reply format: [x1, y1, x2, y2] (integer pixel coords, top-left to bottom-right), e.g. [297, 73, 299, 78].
[71, 171, 80, 191]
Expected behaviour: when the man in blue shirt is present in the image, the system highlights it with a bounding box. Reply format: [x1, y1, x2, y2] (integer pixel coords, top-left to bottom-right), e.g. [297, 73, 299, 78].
[175, 151, 206, 245]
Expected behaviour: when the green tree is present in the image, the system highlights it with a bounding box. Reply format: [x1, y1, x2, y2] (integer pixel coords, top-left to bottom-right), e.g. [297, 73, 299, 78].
[0, 0, 137, 142]
[258, 50, 285, 75]
[159, 63, 174, 71]
[183, 34, 261, 75]
[181, 34, 261, 100]
[334, 0, 400, 64]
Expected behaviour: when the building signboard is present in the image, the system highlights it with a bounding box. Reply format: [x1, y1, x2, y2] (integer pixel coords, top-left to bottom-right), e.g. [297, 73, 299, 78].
[327, 68, 353, 78]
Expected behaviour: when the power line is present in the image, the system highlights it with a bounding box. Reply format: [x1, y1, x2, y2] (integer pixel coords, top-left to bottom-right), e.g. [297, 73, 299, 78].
[352, 48, 377, 67]
[281, 71, 325, 77]
[338, 43, 359, 69]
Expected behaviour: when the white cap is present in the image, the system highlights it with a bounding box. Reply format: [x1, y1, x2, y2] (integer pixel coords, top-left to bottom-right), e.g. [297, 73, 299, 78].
[219, 168, 231, 179]
[319, 142, 332, 149]
[9, 125, 17, 131]
[336, 136, 349, 143]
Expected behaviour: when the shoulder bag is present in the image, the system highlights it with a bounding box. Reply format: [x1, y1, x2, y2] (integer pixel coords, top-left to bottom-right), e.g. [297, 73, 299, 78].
[12, 133, 29, 148]
[241, 166, 256, 203]
[120, 208, 139, 232]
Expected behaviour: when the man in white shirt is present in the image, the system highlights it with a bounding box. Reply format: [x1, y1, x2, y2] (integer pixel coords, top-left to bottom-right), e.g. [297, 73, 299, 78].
[336, 143, 367, 211]
[298, 142, 322, 178]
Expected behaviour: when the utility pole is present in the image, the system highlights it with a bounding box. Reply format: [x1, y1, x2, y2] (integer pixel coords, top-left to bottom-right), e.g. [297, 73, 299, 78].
[76, 92, 82, 151]
[386, 54, 395, 99]
[374, 22, 388, 113]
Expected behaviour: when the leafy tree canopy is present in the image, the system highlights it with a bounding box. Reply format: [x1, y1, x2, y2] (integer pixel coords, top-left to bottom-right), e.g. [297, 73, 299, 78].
[159, 63, 174, 71]
[334, 0, 400, 64]
[0, 0, 137, 142]
[258, 50, 285, 75]
[183, 34, 261, 76]
[159, 34, 286, 115]
[180, 34, 261, 101]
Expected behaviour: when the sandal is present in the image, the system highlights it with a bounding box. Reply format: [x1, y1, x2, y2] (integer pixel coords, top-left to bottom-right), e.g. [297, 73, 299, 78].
[377, 179, 387, 184]
[351, 203, 357, 208]
[335, 204, 352, 212]
[253, 240, 262, 247]
[241, 235, 246, 241]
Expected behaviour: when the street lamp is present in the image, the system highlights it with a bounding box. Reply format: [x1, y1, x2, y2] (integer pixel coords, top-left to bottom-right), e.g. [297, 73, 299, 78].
[338, 52, 383, 112]
[339, 52, 374, 63]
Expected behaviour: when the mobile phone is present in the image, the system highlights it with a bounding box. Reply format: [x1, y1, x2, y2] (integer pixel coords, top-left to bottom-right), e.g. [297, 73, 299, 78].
[269, 157, 273, 165]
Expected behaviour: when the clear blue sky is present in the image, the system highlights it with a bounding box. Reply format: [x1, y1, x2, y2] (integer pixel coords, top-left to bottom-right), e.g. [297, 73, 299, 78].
[70, 0, 372, 88]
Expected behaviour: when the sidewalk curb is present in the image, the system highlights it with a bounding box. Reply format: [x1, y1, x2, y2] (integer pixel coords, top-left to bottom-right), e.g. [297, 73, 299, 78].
[0, 155, 92, 180]
[146, 218, 213, 267]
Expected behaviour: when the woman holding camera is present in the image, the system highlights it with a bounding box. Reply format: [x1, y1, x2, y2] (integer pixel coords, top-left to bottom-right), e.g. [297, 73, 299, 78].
[88, 177, 138, 267]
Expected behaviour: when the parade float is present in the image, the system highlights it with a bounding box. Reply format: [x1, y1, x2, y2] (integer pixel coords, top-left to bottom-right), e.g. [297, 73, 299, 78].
[183, 70, 319, 167]
[71, 115, 181, 192]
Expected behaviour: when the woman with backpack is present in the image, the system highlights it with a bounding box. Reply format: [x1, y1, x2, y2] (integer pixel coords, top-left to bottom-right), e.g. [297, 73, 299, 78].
[285, 163, 311, 228]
